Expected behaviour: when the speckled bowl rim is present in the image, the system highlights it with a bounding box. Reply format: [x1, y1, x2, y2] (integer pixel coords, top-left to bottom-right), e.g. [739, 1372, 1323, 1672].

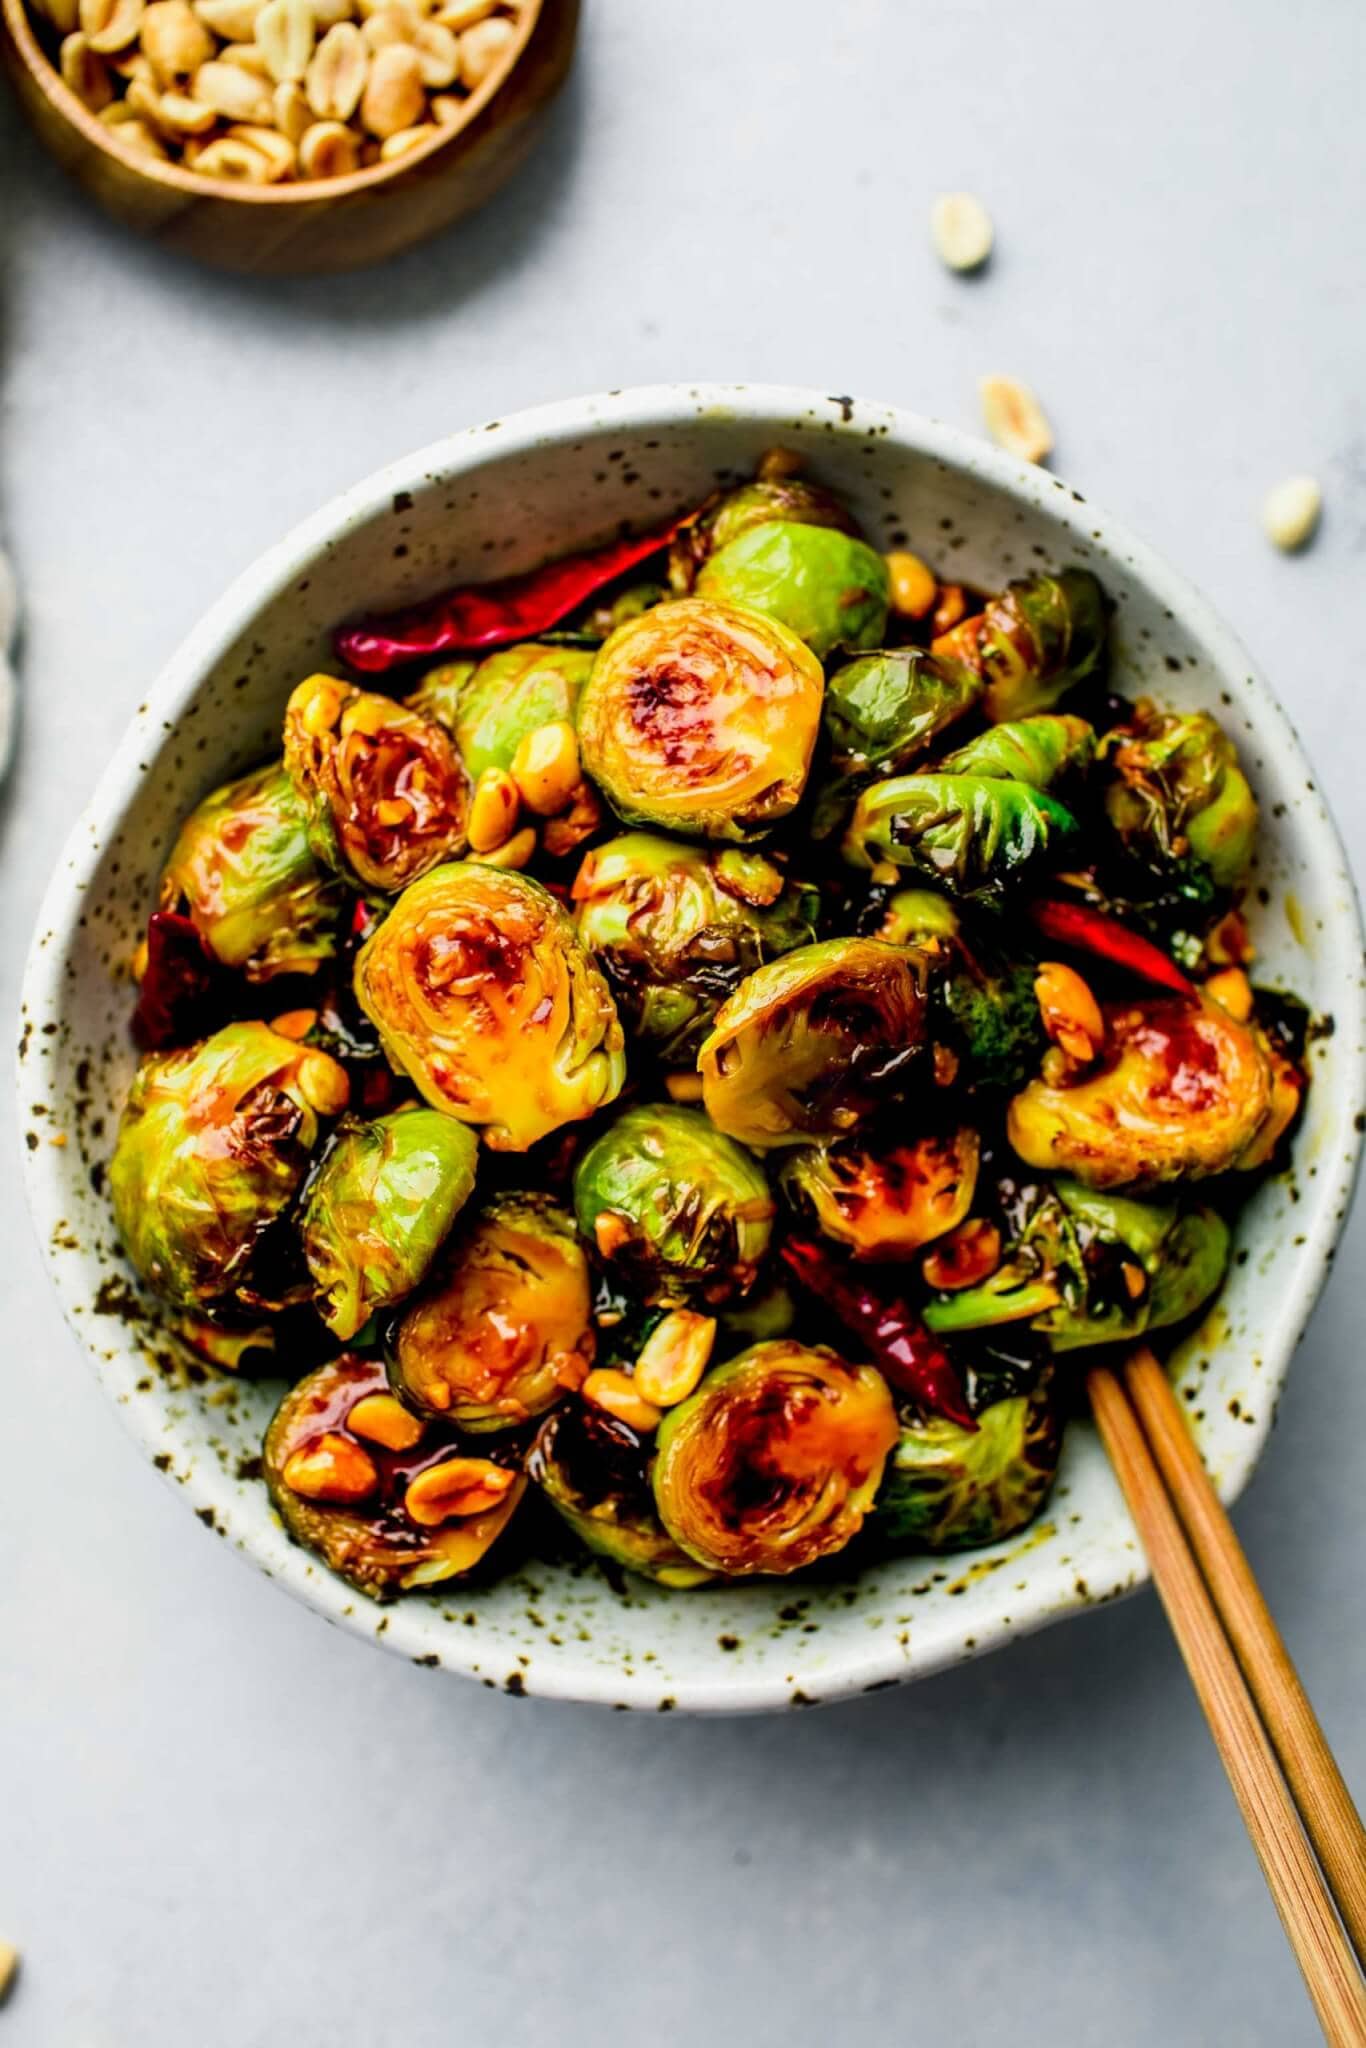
[19, 384, 1366, 1712]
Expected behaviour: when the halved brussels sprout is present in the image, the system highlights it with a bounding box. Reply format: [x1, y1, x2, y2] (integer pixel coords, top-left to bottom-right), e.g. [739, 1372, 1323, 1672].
[695, 521, 890, 658]
[670, 476, 861, 594]
[158, 761, 343, 981]
[1007, 995, 1273, 1188]
[110, 1021, 349, 1313]
[390, 1192, 594, 1431]
[933, 568, 1107, 722]
[572, 1103, 774, 1308]
[875, 887, 961, 947]
[780, 1127, 979, 1261]
[924, 1176, 1230, 1349]
[283, 673, 469, 892]
[570, 833, 820, 1065]
[576, 597, 824, 841]
[416, 643, 595, 778]
[1101, 703, 1257, 891]
[652, 1340, 899, 1575]
[872, 1374, 1061, 1553]
[843, 773, 1079, 900]
[699, 937, 928, 1151]
[264, 1353, 525, 1600]
[814, 649, 984, 837]
[527, 1403, 714, 1587]
[353, 862, 625, 1152]
[300, 1107, 479, 1341]
[939, 712, 1096, 789]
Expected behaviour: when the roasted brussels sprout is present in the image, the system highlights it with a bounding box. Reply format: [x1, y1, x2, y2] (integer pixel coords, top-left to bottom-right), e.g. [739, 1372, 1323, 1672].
[570, 833, 820, 1064]
[652, 1340, 899, 1575]
[871, 889, 1047, 1089]
[924, 1176, 1230, 1349]
[300, 1107, 479, 1341]
[939, 712, 1096, 789]
[110, 1021, 348, 1314]
[814, 648, 984, 836]
[1101, 703, 1257, 891]
[157, 761, 343, 981]
[932, 568, 1107, 723]
[873, 1374, 1062, 1553]
[695, 522, 890, 658]
[283, 673, 469, 892]
[527, 1403, 713, 1587]
[572, 1103, 774, 1308]
[390, 1192, 594, 1431]
[264, 1353, 525, 1600]
[1007, 994, 1274, 1188]
[780, 1127, 979, 1261]
[414, 643, 595, 778]
[353, 862, 625, 1151]
[844, 773, 1079, 900]
[698, 938, 929, 1150]
[576, 597, 824, 841]
[670, 476, 861, 594]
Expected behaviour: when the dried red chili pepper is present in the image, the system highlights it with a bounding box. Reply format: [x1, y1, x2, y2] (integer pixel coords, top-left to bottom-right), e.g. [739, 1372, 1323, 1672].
[780, 1237, 977, 1431]
[1028, 898, 1196, 997]
[335, 515, 685, 672]
[132, 910, 225, 1052]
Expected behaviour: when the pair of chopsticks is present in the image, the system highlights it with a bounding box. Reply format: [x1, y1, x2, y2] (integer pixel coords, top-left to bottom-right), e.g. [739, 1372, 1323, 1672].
[1089, 1349, 1366, 2044]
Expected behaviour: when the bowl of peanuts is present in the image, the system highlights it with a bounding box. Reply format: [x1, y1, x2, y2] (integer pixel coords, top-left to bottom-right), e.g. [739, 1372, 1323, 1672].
[0, 0, 578, 273]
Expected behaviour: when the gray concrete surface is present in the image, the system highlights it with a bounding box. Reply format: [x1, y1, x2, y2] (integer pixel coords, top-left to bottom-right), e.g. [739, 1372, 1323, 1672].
[2, 3, 1364, 2041]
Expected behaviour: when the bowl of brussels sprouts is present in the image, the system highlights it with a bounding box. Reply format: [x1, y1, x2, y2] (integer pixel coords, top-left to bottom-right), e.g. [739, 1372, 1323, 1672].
[19, 385, 1365, 1712]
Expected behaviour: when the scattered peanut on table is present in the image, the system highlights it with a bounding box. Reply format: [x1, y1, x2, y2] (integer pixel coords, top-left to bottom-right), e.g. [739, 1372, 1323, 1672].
[30, 0, 525, 180]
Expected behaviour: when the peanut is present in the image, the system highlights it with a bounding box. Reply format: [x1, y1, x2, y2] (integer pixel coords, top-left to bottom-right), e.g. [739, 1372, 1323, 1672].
[931, 191, 994, 273]
[409, 15, 456, 82]
[931, 583, 967, 635]
[272, 75, 311, 136]
[1205, 967, 1254, 1022]
[664, 1072, 705, 1104]
[228, 120, 297, 175]
[1263, 475, 1321, 553]
[457, 9, 512, 86]
[191, 0, 256, 36]
[429, 88, 463, 122]
[193, 54, 273, 116]
[255, 0, 315, 80]
[979, 375, 1054, 465]
[140, 0, 214, 77]
[1034, 960, 1104, 1064]
[217, 39, 270, 69]
[295, 1047, 350, 1115]
[298, 115, 359, 174]
[34, 0, 80, 33]
[80, 0, 145, 55]
[283, 1431, 379, 1503]
[884, 550, 938, 620]
[431, 0, 495, 24]
[60, 30, 114, 106]
[158, 86, 216, 129]
[347, 1390, 424, 1451]
[581, 1369, 663, 1436]
[305, 18, 367, 117]
[467, 765, 520, 851]
[478, 823, 537, 870]
[379, 119, 435, 156]
[405, 1456, 515, 1526]
[115, 113, 168, 152]
[359, 38, 422, 133]
[268, 1006, 317, 1038]
[511, 719, 580, 816]
[633, 1310, 715, 1409]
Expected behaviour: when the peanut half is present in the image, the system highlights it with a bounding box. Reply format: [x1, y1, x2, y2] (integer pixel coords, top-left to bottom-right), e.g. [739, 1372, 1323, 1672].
[979, 374, 1054, 465]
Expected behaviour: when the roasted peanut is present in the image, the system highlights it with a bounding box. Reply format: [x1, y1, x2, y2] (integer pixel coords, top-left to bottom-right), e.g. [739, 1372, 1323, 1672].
[115, 112, 168, 152]
[431, 0, 495, 24]
[634, 1310, 716, 1409]
[593, 1210, 631, 1258]
[298, 115, 359, 174]
[283, 1431, 379, 1503]
[581, 1369, 663, 1435]
[1035, 960, 1104, 1064]
[193, 54, 273, 116]
[228, 120, 297, 174]
[267, 1006, 317, 1039]
[408, 15, 456, 82]
[478, 824, 537, 870]
[157, 86, 216, 129]
[931, 191, 994, 272]
[405, 1456, 515, 1526]
[359, 38, 423, 133]
[305, 18, 367, 117]
[467, 765, 520, 851]
[347, 1391, 424, 1451]
[1263, 475, 1321, 552]
[664, 1072, 705, 1104]
[456, 9, 511, 85]
[272, 75, 311, 136]
[884, 549, 938, 620]
[511, 719, 580, 816]
[80, 0, 145, 55]
[979, 375, 1054, 465]
[60, 30, 114, 106]
[1205, 967, 1254, 1022]
[255, 0, 315, 79]
[191, 0, 257, 37]
[140, 0, 214, 76]
[217, 39, 270, 69]
[295, 1047, 350, 1115]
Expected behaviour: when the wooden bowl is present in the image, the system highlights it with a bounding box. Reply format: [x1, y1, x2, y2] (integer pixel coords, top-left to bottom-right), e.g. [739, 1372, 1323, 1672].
[0, 0, 579, 274]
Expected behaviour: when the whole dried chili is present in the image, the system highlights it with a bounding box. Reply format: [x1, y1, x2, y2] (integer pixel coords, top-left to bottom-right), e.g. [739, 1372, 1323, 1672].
[335, 515, 684, 672]
[1028, 898, 1196, 997]
[132, 910, 226, 1052]
[780, 1237, 977, 1430]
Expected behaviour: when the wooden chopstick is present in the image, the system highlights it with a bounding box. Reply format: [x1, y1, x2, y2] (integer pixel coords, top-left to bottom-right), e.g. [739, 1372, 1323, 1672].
[1124, 1345, 1366, 1964]
[1088, 1363, 1366, 2047]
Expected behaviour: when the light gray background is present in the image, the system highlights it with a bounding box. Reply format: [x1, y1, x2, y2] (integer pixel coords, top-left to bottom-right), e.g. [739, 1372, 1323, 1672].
[2, 3, 1364, 2042]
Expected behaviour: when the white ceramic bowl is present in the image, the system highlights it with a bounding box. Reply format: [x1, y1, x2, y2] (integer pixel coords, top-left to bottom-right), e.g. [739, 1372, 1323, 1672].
[19, 385, 1366, 1712]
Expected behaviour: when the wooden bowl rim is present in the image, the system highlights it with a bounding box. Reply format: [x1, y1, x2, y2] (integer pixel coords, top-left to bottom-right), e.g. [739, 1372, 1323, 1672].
[2, 0, 543, 203]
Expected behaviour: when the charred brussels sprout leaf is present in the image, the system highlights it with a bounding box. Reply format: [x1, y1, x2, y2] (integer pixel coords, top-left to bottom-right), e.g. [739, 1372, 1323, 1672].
[264, 1354, 525, 1600]
[699, 938, 929, 1151]
[158, 760, 343, 982]
[573, 1103, 774, 1308]
[571, 832, 820, 1065]
[1007, 995, 1274, 1188]
[1101, 703, 1257, 891]
[780, 1127, 979, 1261]
[652, 1340, 899, 1575]
[939, 713, 1096, 789]
[669, 477, 861, 594]
[110, 1021, 349, 1314]
[354, 862, 625, 1152]
[577, 597, 824, 842]
[873, 1374, 1061, 1552]
[696, 521, 890, 659]
[301, 1107, 479, 1341]
[844, 773, 1079, 900]
[934, 569, 1107, 723]
[528, 1404, 714, 1587]
[283, 673, 469, 893]
[390, 1192, 594, 1431]
[815, 649, 983, 837]
[419, 642, 595, 777]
